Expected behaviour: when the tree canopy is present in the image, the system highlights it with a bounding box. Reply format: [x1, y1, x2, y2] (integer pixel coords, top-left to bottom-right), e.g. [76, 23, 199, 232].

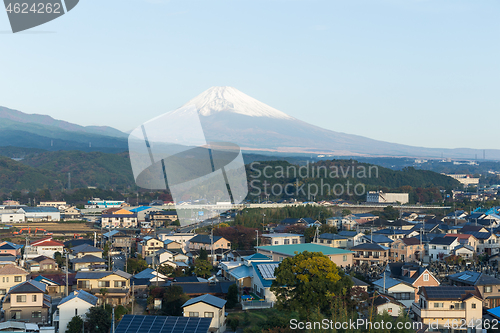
[271, 251, 352, 318]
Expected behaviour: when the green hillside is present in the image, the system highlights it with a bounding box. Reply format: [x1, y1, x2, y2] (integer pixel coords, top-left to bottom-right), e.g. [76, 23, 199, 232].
[0, 150, 461, 204]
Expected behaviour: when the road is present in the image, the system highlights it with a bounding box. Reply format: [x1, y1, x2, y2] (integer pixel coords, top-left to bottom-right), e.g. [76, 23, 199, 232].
[178, 217, 233, 233]
[111, 255, 126, 271]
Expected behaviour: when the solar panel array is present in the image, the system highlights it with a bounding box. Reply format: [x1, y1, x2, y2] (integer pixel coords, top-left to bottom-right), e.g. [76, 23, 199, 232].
[424, 286, 476, 300]
[257, 263, 279, 280]
[458, 274, 472, 281]
[115, 315, 211, 333]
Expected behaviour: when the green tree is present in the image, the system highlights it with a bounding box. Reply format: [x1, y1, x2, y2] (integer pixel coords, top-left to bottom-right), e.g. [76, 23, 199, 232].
[199, 248, 208, 261]
[193, 259, 212, 278]
[162, 285, 190, 316]
[126, 256, 148, 275]
[100, 288, 108, 306]
[226, 283, 238, 309]
[54, 251, 65, 268]
[228, 317, 240, 332]
[84, 306, 111, 333]
[271, 251, 351, 318]
[65, 315, 83, 333]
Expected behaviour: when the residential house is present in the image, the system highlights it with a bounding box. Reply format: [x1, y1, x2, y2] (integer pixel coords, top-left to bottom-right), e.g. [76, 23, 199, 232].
[373, 228, 411, 241]
[0, 265, 28, 296]
[0, 241, 23, 257]
[386, 262, 440, 303]
[252, 261, 279, 302]
[101, 209, 138, 228]
[337, 231, 365, 249]
[451, 245, 475, 260]
[182, 294, 226, 333]
[71, 255, 107, 271]
[26, 256, 58, 272]
[146, 210, 178, 228]
[163, 239, 182, 252]
[412, 286, 483, 330]
[188, 235, 231, 252]
[391, 238, 424, 262]
[444, 233, 479, 251]
[350, 276, 369, 292]
[370, 294, 405, 317]
[313, 233, 348, 248]
[326, 216, 357, 231]
[427, 237, 460, 261]
[24, 237, 64, 260]
[61, 206, 82, 221]
[448, 271, 500, 308]
[2, 280, 51, 323]
[138, 237, 165, 257]
[361, 234, 393, 248]
[132, 268, 168, 288]
[273, 218, 320, 233]
[75, 270, 132, 306]
[31, 273, 76, 296]
[256, 243, 353, 267]
[158, 233, 196, 253]
[0, 255, 18, 268]
[260, 233, 304, 246]
[373, 276, 415, 308]
[71, 244, 103, 259]
[103, 231, 133, 251]
[220, 253, 272, 289]
[469, 232, 500, 255]
[54, 290, 98, 333]
[350, 243, 389, 265]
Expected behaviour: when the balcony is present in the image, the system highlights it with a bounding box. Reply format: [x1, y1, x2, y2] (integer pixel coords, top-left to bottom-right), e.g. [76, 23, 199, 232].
[412, 302, 466, 320]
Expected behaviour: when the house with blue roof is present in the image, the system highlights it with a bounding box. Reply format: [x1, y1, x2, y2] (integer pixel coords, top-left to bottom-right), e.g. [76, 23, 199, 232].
[372, 276, 415, 308]
[54, 290, 98, 333]
[252, 261, 280, 302]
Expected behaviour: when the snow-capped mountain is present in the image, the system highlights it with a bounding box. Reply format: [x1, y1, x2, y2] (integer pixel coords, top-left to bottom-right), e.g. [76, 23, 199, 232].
[185, 86, 500, 160]
[183, 86, 293, 119]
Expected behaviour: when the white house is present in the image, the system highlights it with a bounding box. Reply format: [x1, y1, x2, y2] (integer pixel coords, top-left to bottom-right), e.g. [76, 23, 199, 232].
[157, 233, 196, 253]
[251, 261, 279, 302]
[260, 233, 304, 246]
[54, 290, 98, 333]
[182, 294, 226, 333]
[372, 276, 416, 308]
[427, 237, 460, 261]
[17, 207, 60, 222]
[24, 237, 65, 260]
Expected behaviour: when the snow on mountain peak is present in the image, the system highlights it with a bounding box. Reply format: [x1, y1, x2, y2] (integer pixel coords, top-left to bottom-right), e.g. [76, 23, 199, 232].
[183, 86, 293, 119]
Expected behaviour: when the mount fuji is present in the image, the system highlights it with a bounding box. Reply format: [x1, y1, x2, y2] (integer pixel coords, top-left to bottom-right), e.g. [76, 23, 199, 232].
[183, 86, 500, 160]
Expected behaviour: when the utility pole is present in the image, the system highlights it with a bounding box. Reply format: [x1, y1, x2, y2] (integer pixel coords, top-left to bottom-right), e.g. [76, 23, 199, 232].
[255, 230, 259, 247]
[112, 306, 115, 333]
[131, 281, 135, 315]
[65, 250, 69, 297]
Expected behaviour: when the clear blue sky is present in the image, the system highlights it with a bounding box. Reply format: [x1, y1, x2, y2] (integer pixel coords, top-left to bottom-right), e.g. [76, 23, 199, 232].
[1, 0, 499, 149]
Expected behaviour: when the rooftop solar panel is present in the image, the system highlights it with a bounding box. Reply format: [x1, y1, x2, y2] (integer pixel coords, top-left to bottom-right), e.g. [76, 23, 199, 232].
[257, 263, 279, 280]
[116, 315, 211, 333]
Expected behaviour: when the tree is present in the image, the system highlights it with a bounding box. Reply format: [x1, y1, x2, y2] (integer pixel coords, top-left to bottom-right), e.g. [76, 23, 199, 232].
[228, 317, 240, 332]
[193, 259, 212, 278]
[162, 285, 190, 316]
[54, 251, 65, 268]
[84, 306, 111, 333]
[100, 288, 108, 306]
[270, 251, 350, 318]
[226, 283, 238, 309]
[199, 248, 208, 261]
[65, 315, 83, 333]
[127, 256, 148, 274]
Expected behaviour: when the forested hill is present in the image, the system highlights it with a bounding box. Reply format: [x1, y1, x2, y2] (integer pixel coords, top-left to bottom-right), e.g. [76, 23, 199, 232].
[0, 150, 460, 202]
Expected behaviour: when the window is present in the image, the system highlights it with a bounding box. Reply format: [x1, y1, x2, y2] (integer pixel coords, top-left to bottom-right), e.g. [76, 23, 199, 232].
[11, 311, 21, 320]
[204, 312, 214, 318]
[75, 309, 78, 315]
[14, 276, 22, 282]
[485, 286, 492, 293]
[115, 281, 126, 287]
[284, 239, 290, 245]
[423, 274, 429, 282]
[343, 255, 347, 262]
[32, 295, 37, 302]
[432, 246, 436, 250]
[274, 241, 278, 245]
[32, 311, 42, 318]
[0, 289, 6, 295]
[78, 281, 90, 289]
[292, 239, 298, 244]
[388, 308, 392, 313]
[434, 303, 444, 308]
[472, 303, 476, 309]
[98, 281, 110, 288]
[189, 312, 199, 317]
[279, 256, 283, 261]
[16, 295, 26, 303]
